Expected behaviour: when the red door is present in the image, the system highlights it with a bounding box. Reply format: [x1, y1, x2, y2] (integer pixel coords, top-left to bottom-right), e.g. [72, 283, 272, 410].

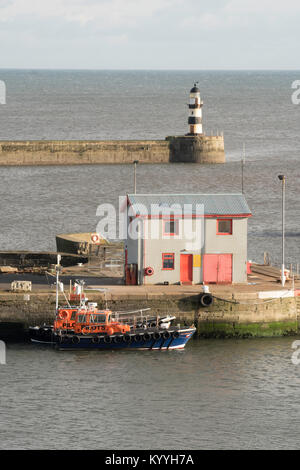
[125, 264, 138, 285]
[180, 254, 193, 284]
[203, 254, 232, 283]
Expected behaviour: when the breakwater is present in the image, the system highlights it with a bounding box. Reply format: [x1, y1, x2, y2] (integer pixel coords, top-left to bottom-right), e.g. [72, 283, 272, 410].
[0, 291, 298, 341]
[0, 136, 225, 166]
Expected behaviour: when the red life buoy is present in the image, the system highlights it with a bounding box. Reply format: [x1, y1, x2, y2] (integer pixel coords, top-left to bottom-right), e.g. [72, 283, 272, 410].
[145, 267, 154, 276]
[58, 310, 68, 320]
[91, 233, 100, 244]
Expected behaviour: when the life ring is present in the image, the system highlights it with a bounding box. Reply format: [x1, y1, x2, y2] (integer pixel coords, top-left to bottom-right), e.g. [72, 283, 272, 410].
[106, 327, 114, 336]
[59, 310, 69, 320]
[91, 233, 100, 244]
[144, 267, 154, 277]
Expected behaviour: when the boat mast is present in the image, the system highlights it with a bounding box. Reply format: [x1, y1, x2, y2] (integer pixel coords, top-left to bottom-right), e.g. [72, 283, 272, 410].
[55, 254, 61, 313]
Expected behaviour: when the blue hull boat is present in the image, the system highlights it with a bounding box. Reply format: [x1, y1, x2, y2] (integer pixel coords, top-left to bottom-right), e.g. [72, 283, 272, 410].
[55, 327, 196, 351]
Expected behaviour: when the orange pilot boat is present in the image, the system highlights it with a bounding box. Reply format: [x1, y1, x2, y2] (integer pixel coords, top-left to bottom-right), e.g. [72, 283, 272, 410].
[29, 257, 196, 351]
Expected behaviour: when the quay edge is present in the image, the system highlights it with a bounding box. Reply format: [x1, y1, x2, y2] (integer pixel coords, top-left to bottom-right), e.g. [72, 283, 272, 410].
[0, 292, 299, 341]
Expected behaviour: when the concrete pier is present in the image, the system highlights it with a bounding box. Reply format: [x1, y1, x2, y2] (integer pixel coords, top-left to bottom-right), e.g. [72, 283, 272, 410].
[0, 285, 299, 341]
[167, 135, 225, 164]
[0, 136, 225, 166]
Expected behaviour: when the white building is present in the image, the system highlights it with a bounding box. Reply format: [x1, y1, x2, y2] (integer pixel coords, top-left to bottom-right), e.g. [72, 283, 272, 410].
[124, 194, 252, 285]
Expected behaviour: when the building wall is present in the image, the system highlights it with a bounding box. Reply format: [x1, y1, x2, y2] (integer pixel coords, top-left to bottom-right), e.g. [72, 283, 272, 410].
[142, 219, 202, 285]
[204, 218, 248, 283]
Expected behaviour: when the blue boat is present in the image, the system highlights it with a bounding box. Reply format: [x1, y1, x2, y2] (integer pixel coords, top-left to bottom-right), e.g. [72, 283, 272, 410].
[55, 327, 196, 351]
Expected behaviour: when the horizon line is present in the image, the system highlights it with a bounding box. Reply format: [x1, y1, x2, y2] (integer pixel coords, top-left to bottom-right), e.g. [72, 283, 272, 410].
[0, 67, 300, 72]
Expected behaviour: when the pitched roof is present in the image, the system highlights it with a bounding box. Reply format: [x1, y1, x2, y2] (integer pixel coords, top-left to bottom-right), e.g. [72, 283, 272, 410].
[127, 194, 252, 217]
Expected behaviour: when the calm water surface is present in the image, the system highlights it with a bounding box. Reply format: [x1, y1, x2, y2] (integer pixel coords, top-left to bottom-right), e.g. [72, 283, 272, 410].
[0, 70, 299, 450]
[0, 338, 299, 450]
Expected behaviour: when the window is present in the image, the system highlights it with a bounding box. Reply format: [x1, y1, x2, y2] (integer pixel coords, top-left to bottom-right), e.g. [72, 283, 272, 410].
[77, 314, 87, 323]
[90, 314, 107, 324]
[217, 219, 232, 235]
[164, 219, 179, 236]
[162, 253, 175, 270]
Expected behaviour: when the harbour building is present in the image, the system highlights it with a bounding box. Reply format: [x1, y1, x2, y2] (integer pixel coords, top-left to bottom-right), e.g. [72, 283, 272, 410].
[124, 194, 252, 285]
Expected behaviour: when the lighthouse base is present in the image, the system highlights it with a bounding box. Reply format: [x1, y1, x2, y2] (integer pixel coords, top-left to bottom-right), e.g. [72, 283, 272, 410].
[166, 135, 225, 164]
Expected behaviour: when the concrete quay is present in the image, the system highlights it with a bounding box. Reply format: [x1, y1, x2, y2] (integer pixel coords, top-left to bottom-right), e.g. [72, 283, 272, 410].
[0, 273, 299, 341]
[0, 136, 225, 166]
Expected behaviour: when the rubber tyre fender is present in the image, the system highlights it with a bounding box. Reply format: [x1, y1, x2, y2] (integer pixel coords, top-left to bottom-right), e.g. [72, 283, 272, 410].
[143, 332, 152, 342]
[162, 330, 171, 340]
[200, 293, 213, 307]
[113, 335, 123, 344]
[72, 336, 80, 345]
[91, 336, 100, 344]
[153, 332, 161, 341]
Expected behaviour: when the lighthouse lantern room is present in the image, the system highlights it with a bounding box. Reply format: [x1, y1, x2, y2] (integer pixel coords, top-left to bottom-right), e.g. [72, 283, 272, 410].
[188, 83, 203, 135]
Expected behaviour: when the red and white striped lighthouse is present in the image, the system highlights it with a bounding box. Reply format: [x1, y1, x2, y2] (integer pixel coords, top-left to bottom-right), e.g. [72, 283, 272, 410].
[188, 83, 203, 135]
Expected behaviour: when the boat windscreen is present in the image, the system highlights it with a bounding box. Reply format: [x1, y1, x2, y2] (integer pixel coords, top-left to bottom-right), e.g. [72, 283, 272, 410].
[77, 314, 87, 323]
[89, 314, 107, 324]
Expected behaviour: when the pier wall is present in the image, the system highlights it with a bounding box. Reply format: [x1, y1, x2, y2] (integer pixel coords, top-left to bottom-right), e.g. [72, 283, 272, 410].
[0, 136, 225, 166]
[167, 135, 225, 164]
[0, 292, 298, 340]
[0, 140, 170, 165]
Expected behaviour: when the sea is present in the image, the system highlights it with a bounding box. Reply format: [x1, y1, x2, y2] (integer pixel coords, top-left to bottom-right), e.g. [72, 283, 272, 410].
[0, 70, 299, 450]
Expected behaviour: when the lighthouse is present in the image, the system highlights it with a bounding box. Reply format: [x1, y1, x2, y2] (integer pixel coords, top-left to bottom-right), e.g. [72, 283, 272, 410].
[188, 83, 203, 135]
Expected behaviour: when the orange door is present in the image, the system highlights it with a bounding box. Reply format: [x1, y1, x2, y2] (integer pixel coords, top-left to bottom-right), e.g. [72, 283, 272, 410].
[203, 254, 232, 283]
[180, 254, 193, 284]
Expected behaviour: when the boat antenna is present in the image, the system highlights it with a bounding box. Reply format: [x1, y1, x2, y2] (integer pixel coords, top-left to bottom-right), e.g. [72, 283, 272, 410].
[241, 143, 246, 194]
[85, 287, 109, 310]
[55, 254, 62, 313]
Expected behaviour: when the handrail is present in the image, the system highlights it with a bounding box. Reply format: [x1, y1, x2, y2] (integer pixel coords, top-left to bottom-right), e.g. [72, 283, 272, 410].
[114, 308, 151, 316]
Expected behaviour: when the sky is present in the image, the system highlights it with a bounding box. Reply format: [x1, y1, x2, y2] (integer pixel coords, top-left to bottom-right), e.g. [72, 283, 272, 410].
[0, 0, 300, 69]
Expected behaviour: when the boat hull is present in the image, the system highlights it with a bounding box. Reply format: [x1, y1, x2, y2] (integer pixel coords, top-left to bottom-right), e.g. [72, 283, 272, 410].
[57, 328, 195, 351]
[30, 327, 196, 351]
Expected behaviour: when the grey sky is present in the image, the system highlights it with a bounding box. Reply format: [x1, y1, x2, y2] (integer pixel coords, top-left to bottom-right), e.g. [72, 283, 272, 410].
[0, 0, 299, 69]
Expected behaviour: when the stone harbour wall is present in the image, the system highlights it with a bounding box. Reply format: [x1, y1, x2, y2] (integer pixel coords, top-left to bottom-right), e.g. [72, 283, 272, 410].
[0, 136, 225, 166]
[0, 292, 298, 340]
